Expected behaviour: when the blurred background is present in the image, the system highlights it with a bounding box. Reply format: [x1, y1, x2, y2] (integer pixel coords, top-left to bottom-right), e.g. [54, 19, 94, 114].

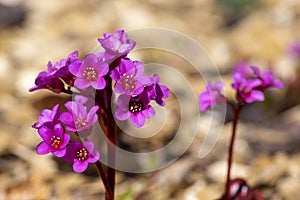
[0, 0, 300, 199]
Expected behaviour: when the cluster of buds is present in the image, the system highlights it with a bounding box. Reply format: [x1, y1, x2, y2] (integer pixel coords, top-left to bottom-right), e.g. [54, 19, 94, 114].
[30, 30, 170, 173]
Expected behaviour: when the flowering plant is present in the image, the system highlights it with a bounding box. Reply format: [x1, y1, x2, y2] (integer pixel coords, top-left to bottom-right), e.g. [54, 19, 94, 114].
[30, 30, 170, 200]
[30, 28, 284, 199]
[199, 62, 283, 200]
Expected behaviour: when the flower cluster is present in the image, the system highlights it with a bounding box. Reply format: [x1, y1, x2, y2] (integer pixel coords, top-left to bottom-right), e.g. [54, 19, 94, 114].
[30, 30, 170, 173]
[33, 97, 100, 173]
[112, 60, 170, 127]
[199, 62, 284, 111]
[29, 51, 79, 93]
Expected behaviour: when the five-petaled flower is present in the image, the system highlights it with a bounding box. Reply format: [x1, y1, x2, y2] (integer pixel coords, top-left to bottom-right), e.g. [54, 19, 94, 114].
[232, 73, 264, 103]
[147, 74, 170, 106]
[110, 59, 151, 95]
[60, 99, 99, 134]
[199, 81, 226, 112]
[32, 104, 61, 129]
[69, 53, 109, 90]
[115, 91, 155, 128]
[98, 30, 135, 57]
[251, 66, 284, 89]
[64, 141, 100, 173]
[36, 123, 70, 157]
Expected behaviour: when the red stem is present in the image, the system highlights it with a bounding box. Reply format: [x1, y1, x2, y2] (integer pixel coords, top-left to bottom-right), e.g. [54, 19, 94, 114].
[105, 75, 116, 200]
[225, 104, 243, 200]
[95, 161, 113, 199]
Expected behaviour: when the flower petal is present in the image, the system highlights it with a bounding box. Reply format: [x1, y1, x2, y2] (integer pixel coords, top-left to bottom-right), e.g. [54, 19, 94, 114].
[38, 127, 53, 142]
[74, 78, 91, 89]
[36, 142, 51, 155]
[88, 150, 100, 163]
[143, 106, 155, 118]
[61, 133, 71, 148]
[91, 77, 106, 90]
[83, 141, 94, 153]
[246, 90, 265, 103]
[115, 108, 130, 120]
[69, 60, 82, 76]
[130, 114, 145, 128]
[59, 112, 75, 131]
[110, 69, 120, 81]
[53, 148, 66, 157]
[73, 160, 88, 173]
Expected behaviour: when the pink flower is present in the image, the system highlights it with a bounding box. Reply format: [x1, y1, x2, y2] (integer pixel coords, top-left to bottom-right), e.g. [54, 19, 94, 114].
[231, 73, 264, 103]
[69, 53, 109, 90]
[98, 30, 135, 57]
[32, 104, 60, 129]
[146, 74, 170, 106]
[36, 123, 70, 157]
[115, 91, 155, 128]
[60, 100, 99, 133]
[64, 141, 100, 173]
[251, 66, 284, 89]
[110, 59, 151, 95]
[29, 51, 78, 92]
[199, 81, 226, 112]
[231, 63, 284, 103]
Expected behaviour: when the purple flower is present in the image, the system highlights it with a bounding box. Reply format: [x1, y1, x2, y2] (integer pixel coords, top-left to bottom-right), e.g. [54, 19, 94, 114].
[199, 81, 226, 112]
[60, 100, 99, 133]
[251, 66, 284, 89]
[36, 123, 70, 157]
[110, 59, 151, 95]
[52, 50, 79, 86]
[29, 51, 79, 93]
[231, 73, 264, 103]
[95, 51, 115, 64]
[64, 141, 100, 173]
[98, 30, 135, 57]
[233, 61, 253, 78]
[231, 63, 284, 103]
[287, 42, 300, 58]
[147, 74, 170, 106]
[115, 91, 155, 128]
[69, 53, 109, 90]
[33, 104, 61, 129]
[29, 61, 65, 93]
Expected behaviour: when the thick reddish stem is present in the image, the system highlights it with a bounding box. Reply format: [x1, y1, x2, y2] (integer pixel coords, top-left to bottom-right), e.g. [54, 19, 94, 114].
[105, 74, 117, 200]
[225, 104, 243, 200]
[95, 161, 113, 199]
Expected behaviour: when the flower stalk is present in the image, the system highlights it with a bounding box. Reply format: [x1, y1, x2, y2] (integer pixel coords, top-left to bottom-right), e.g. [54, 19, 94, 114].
[95, 161, 113, 200]
[199, 62, 284, 199]
[105, 73, 117, 200]
[225, 103, 243, 200]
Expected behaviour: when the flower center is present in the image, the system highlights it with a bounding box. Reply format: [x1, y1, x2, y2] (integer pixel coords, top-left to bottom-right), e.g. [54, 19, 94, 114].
[50, 136, 62, 150]
[75, 118, 87, 129]
[76, 147, 89, 161]
[82, 67, 98, 81]
[120, 73, 137, 92]
[129, 100, 144, 113]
